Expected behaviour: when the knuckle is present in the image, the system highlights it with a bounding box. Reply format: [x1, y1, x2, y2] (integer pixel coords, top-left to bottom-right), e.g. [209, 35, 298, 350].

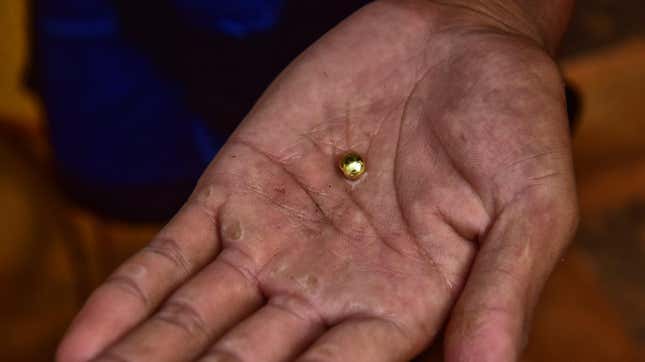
[217, 248, 259, 284]
[268, 294, 326, 328]
[105, 272, 150, 307]
[143, 237, 191, 274]
[154, 300, 209, 340]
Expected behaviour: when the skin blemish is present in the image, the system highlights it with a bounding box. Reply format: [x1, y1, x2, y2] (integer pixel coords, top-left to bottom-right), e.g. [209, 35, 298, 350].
[223, 220, 243, 242]
[295, 274, 319, 293]
[275, 263, 288, 275]
[304, 274, 319, 289]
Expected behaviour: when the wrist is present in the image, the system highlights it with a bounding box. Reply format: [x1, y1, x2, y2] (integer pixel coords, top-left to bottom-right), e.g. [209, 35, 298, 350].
[432, 0, 575, 54]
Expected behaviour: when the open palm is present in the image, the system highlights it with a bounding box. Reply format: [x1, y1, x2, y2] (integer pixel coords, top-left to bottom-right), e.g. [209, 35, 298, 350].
[59, 1, 578, 361]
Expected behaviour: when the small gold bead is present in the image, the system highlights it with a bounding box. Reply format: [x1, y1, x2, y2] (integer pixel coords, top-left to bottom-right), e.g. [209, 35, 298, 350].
[339, 152, 366, 180]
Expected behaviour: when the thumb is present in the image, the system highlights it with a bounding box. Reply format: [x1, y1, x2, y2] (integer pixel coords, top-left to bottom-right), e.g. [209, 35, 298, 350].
[444, 185, 578, 362]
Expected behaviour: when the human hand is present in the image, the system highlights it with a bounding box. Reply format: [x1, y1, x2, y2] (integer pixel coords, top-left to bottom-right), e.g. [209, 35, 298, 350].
[58, 1, 578, 361]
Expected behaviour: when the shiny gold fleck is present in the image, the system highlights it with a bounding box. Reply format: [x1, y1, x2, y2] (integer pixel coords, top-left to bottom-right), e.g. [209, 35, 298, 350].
[339, 152, 366, 180]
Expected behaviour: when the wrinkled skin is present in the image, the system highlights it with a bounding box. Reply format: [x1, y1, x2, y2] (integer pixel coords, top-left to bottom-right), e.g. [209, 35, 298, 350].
[58, 1, 578, 361]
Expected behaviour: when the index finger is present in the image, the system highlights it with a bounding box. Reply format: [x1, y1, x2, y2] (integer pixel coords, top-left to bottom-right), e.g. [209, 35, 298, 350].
[57, 187, 226, 362]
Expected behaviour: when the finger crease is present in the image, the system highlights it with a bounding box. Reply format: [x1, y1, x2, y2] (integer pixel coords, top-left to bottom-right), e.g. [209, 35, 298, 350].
[144, 237, 191, 275]
[156, 300, 210, 341]
[217, 252, 260, 287]
[270, 295, 328, 329]
[105, 274, 150, 308]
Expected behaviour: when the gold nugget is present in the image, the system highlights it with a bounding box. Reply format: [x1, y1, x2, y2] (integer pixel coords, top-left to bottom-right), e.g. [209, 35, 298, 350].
[339, 152, 366, 180]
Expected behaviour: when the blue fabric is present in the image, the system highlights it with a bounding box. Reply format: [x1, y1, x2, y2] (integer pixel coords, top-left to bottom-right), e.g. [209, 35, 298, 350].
[172, 0, 285, 37]
[36, 0, 281, 188]
[38, 7, 212, 186]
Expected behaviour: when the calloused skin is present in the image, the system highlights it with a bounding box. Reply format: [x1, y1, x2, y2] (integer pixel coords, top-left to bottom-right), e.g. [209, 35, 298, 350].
[57, 1, 578, 361]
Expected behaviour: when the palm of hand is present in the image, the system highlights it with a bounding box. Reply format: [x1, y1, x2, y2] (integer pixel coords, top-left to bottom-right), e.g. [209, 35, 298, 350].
[59, 2, 577, 362]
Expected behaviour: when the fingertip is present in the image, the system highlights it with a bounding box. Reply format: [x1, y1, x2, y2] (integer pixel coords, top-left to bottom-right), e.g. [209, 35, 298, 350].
[56, 292, 130, 362]
[56, 329, 95, 362]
